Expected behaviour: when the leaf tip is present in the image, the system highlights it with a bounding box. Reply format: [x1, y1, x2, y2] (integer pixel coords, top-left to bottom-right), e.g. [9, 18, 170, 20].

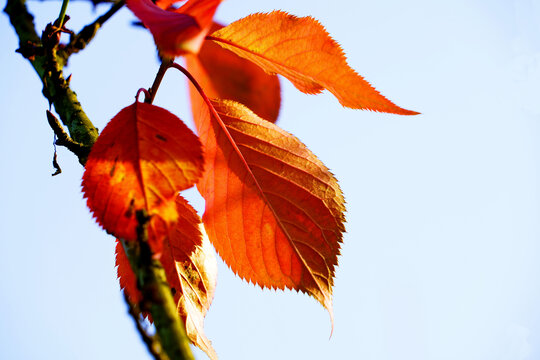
[396, 108, 421, 116]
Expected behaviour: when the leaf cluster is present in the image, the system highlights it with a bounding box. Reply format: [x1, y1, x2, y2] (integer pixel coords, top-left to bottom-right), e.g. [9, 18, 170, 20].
[5, 0, 418, 358]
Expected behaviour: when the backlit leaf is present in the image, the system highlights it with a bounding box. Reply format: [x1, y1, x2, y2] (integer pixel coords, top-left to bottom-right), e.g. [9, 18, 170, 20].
[116, 195, 218, 359]
[208, 11, 418, 115]
[127, 0, 222, 56]
[195, 99, 345, 323]
[186, 22, 281, 124]
[82, 102, 204, 252]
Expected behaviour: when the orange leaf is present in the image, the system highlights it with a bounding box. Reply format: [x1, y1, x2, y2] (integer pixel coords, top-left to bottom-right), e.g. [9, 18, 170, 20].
[82, 102, 204, 252]
[195, 99, 345, 323]
[186, 22, 281, 124]
[208, 11, 418, 115]
[116, 195, 218, 359]
[126, 0, 222, 56]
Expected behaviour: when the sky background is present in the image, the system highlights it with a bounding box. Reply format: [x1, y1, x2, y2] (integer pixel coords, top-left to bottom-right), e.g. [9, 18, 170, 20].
[1, 0, 539, 359]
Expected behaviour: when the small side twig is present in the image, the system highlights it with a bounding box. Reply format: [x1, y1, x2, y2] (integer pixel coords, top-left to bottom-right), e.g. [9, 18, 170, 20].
[5, 0, 99, 165]
[54, 0, 69, 27]
[57, 0, 124, 64]
[46, 110, 91, 160]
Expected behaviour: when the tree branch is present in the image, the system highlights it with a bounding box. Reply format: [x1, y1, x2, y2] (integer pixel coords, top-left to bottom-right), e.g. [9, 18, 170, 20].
[121, 211, 195, 360]
[124, 292, 168, 360]
[4, 0, 99, 164]
[6, 3, 196, 358]
[46, 110, 91, 158]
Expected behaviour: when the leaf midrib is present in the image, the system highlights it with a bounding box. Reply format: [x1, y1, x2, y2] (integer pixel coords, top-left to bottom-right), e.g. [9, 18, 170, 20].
[208, 101, 329, 301]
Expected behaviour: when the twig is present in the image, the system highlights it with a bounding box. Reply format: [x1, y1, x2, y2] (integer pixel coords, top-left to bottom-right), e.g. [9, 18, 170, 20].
[124, 292, 167, 360]
[46, 110, 91, 159]
[57, 0, 124, 64]
[55, 0, 69, 27]
[7, 2, 193, 358]
[5, 0, 99, 165]
[121, 211, 195, 360]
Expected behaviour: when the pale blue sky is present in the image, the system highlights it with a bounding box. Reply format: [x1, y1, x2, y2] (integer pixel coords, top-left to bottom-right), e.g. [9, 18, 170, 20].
[1, 0, 539, 359]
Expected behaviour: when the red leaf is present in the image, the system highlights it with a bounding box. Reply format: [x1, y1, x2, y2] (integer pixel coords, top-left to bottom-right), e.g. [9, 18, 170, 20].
[186, 22, 281, 125]
[127, 0, 222, 56]
[82, 102, 203, 252]
[154, 0, 180, 10]
[195, 99, 345, 323]
[116, 195, 218, 359]
[208, 11, 418, 115]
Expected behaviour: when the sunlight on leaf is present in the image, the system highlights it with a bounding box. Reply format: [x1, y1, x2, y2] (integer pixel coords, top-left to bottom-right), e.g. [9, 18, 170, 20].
[194, 99, 346, 324]
[209, 11, 418, 115]
[186, 22, 281, 124]
[82, 102, 204, 252]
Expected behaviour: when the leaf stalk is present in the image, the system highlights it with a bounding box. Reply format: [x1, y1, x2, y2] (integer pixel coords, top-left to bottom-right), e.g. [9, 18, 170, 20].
[147, 58, 174, 104]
